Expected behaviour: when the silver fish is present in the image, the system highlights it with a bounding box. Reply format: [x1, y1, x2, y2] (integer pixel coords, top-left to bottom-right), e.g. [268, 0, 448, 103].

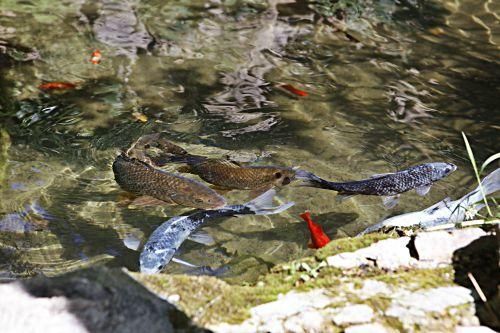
[140, 189, 294, 274]
[359, 168, 500, 235]
[296, 162, 457, 208]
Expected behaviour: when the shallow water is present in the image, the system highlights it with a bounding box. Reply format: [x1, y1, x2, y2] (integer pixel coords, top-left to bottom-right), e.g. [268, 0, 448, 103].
[0, 0, 498, 282]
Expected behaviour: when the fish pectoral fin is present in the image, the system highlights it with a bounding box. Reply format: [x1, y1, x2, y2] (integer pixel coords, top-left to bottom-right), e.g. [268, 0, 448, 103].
[382, 195, 400, 209]
[206, 158, 241, 168]
[188, 230, 215, 246]
[415, 185, 431, 196]
[172, 257, 199, 268]
[130, 196, 171, 207]
[335, 193, 356, 202]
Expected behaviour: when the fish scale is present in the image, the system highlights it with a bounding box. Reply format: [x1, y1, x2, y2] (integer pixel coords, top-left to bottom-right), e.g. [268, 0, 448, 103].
[189, 159, 296, 190]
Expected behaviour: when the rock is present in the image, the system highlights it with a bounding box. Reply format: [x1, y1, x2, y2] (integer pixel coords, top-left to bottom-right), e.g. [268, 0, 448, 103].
[283, 310, 326, 333]
[0, 267, 207, 333]
[345, 323, 388, 333]
[351, 280, 392, 300]
[327, 229, 488, 271]
[331, 304, 374, 326]
[250, 289, 333, 321]
[386, 286, 474, 324]
[0, 283, 87, 333]
[414, 229, 487, 267]
[455, 326, 497, 333]
[211, 289, 334, 333]
[327, 237, 415, 270]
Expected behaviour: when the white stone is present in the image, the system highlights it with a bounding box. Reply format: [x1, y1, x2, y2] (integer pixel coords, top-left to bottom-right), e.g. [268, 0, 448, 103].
[250, 289, 332, 321]
[414, 229, 487, 267]
[326, 229, 488, 271]
[283, 310, 326, 333]
[326, 252, 369, 269]
[357, 280, 392, 300]
[0, 283, 88, 333]
[258, 319, 285, 333]
[455, 326, 497, 333]
[345, 323, 388, 333]
[331, 304, 374, 326]
[386, 286, 474, 326]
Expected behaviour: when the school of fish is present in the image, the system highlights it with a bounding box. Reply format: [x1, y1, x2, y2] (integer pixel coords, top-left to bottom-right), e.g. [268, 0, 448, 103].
[110, 132, 499, 274]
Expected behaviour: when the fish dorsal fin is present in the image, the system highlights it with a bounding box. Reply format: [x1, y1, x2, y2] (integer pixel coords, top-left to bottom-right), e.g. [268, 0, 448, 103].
[369, 172, 395, 179]
[210, 159, 241, 168]
[188, 230, 215, 246]
[415, 185, 431, 196]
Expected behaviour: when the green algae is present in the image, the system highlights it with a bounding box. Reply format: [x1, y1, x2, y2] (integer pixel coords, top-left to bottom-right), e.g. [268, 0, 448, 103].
[315, 234, 391, 261]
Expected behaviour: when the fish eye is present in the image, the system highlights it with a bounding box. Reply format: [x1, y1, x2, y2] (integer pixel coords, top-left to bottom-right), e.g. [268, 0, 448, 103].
[282, 176, 291, 185]
[275, 172, 282, 179]
[158, 265, 164, 270]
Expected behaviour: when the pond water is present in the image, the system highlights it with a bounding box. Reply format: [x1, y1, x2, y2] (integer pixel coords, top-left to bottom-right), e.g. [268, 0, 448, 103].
[0, 0, 498, 282]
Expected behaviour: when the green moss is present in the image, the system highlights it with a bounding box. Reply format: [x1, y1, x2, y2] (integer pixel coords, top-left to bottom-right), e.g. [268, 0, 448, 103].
[315, 234, 391, 261]
[374, 267, 454, 290]
[131, 236, 456, 327]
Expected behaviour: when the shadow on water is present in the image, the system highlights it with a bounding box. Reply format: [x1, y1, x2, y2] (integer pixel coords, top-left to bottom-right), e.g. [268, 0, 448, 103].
[452, 234, 500, 331]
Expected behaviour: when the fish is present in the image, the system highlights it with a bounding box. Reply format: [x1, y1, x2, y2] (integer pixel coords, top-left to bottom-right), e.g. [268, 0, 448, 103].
[296, 162, 457, 208]
[125, 132, 189, 166]
[140, 189, 295, 274]
[38, 82, 76, 90]
[277, 83, 309, 97]
[125, 135, 297, 191]
[299, 211, 331, 249]
[112, 153, 227, 209]
[358, 167, 500, 235]
[90, 50, 102, 64]
[169, 155, 297, 191]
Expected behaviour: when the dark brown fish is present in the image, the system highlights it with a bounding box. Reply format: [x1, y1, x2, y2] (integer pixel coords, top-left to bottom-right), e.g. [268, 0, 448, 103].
[124, 134, 297, 191]
[174, 156, 297, 191]
[112, 154, 227, 209]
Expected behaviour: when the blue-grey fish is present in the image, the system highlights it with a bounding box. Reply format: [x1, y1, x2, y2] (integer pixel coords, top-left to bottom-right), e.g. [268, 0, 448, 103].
[359, 167, 500, 235]
[140, 189, 294, 274]
[296, 162, 457, 208]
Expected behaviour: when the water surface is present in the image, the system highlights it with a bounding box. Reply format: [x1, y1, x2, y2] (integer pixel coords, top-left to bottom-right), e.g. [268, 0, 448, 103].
[0, 0, 498, 282]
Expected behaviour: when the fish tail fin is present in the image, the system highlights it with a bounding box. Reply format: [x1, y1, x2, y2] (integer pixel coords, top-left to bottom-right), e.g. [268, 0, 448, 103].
[245, 189, 294, 215]
[480, 168, 500, 196]
[464, 168, 500, 204]
[294, 169, 344, 191]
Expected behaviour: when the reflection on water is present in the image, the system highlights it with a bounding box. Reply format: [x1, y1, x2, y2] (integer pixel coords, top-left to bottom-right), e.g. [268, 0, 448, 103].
[0, 0, 499, 282]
